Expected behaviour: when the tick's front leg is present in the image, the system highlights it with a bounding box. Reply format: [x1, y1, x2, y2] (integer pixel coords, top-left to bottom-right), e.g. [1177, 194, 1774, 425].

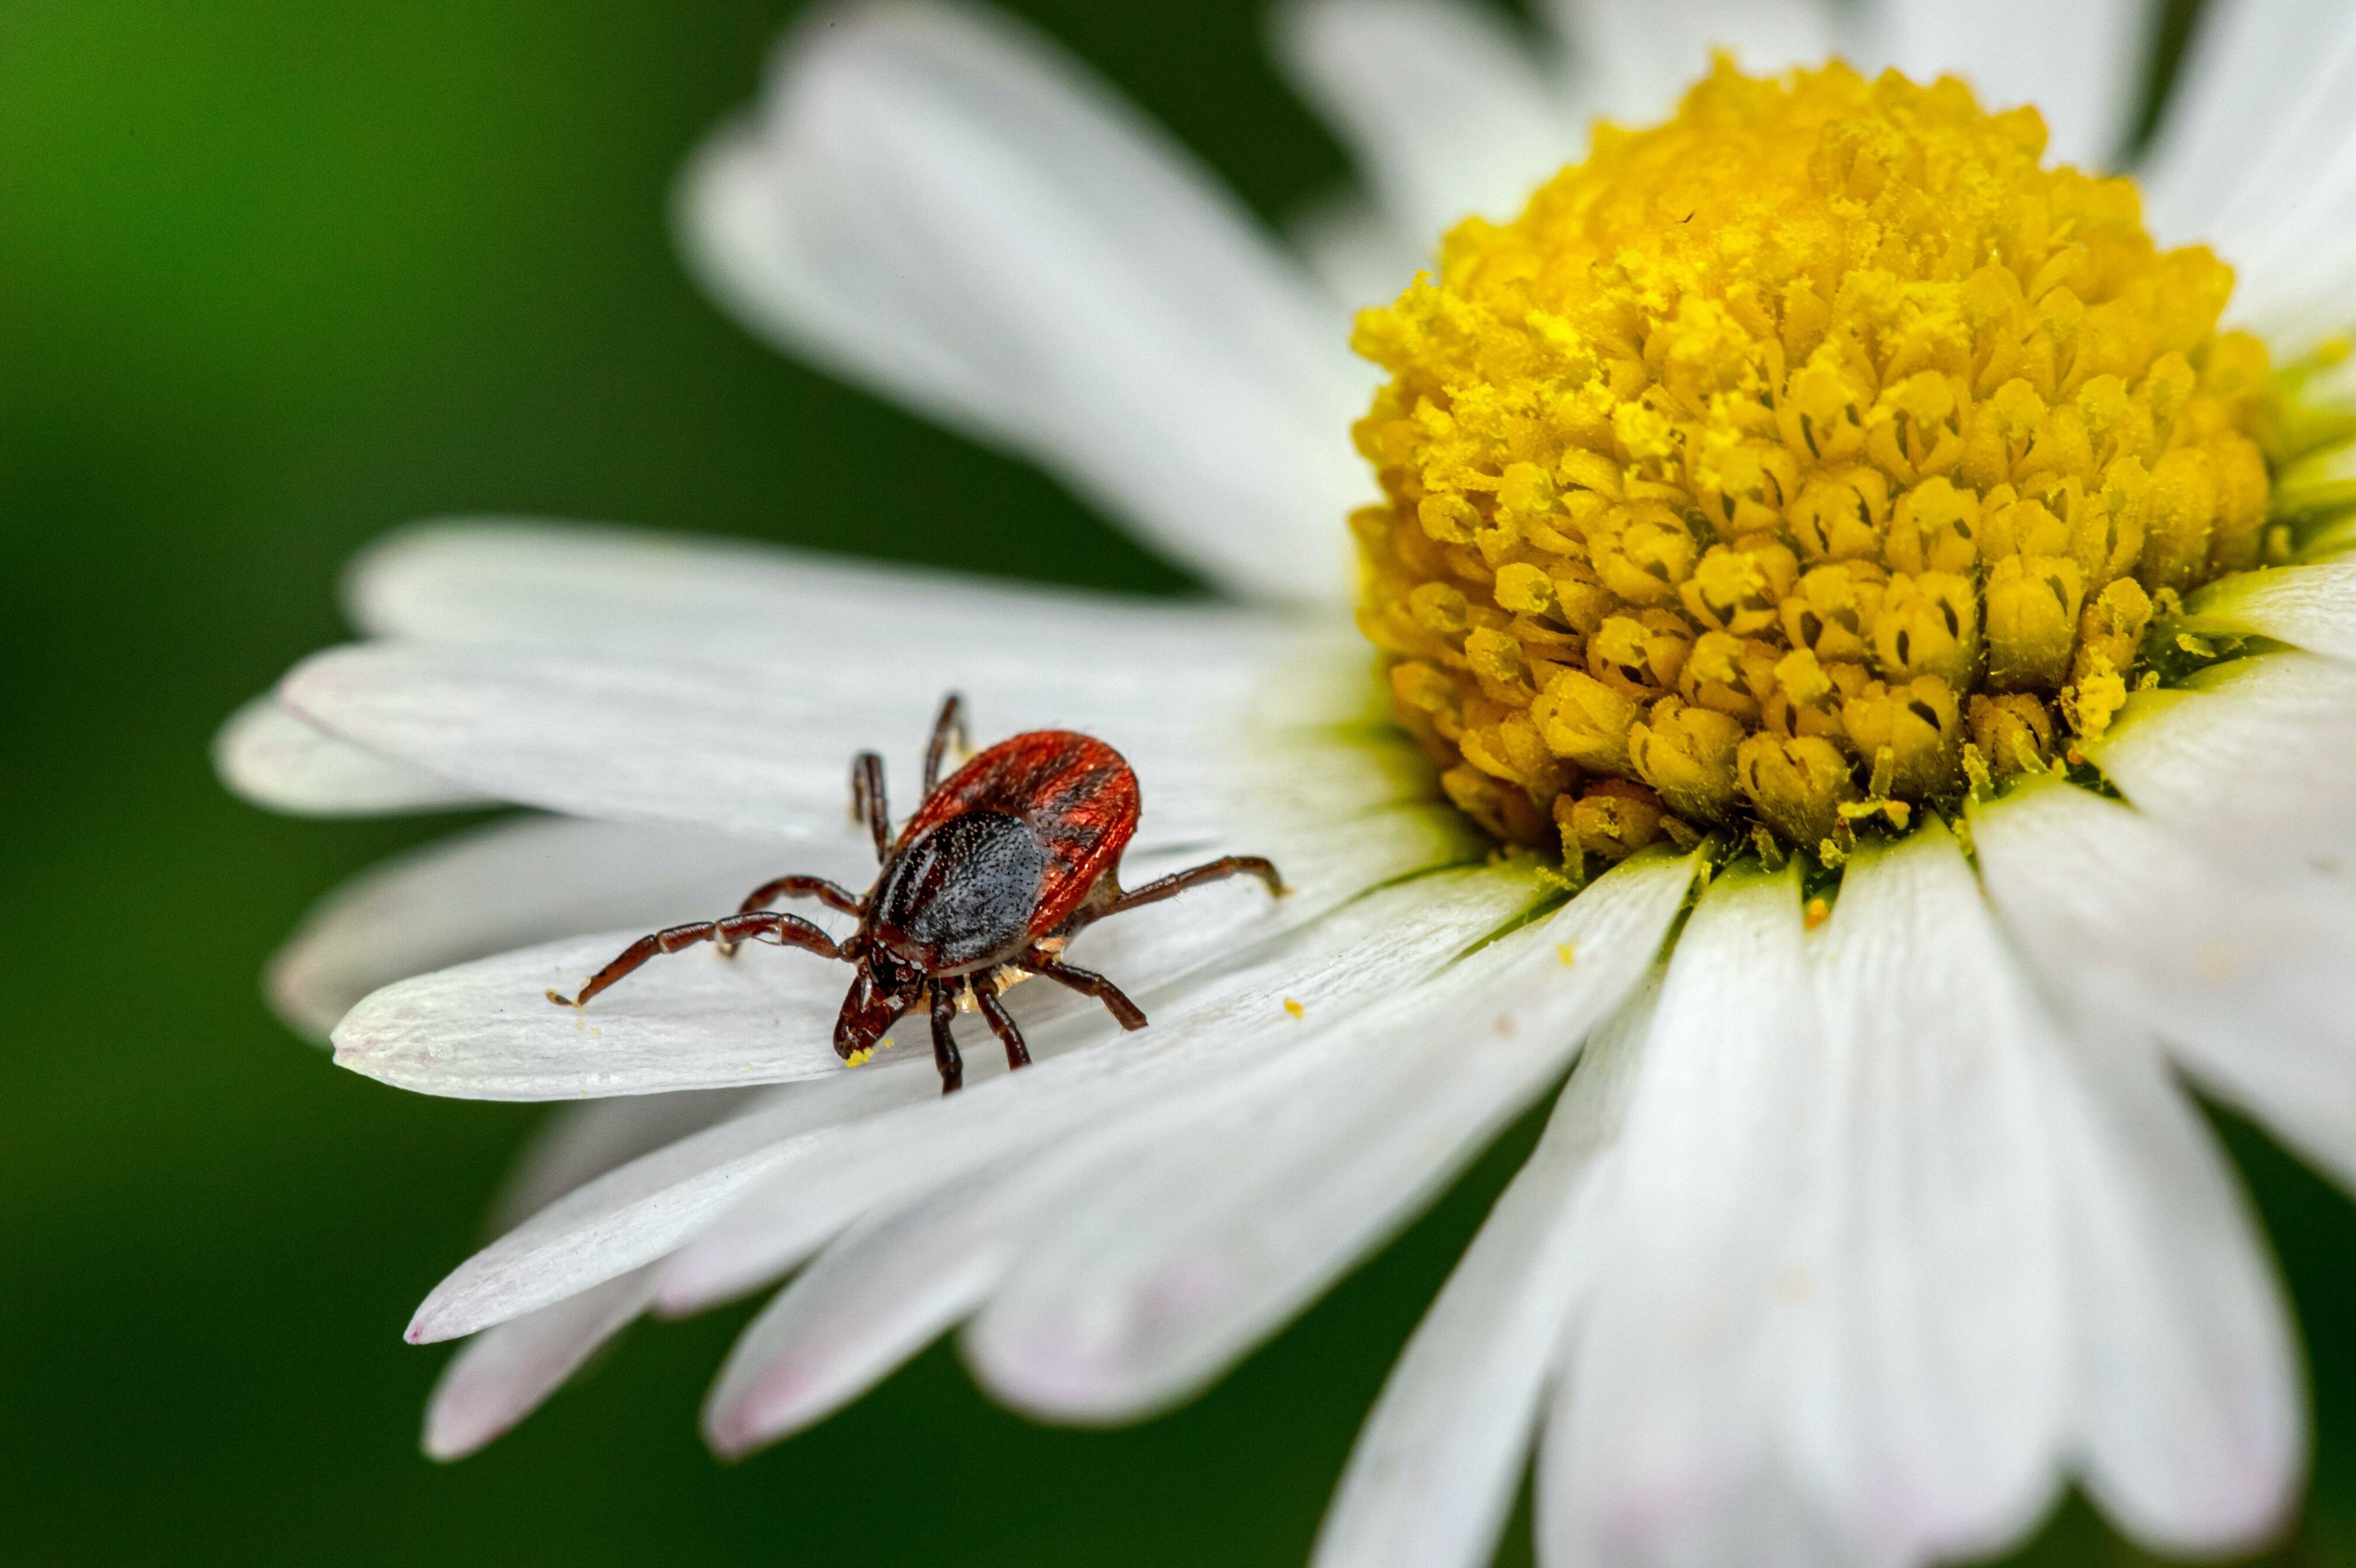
[547, 911, 840, 1009]
[928, 980, 965, 1095]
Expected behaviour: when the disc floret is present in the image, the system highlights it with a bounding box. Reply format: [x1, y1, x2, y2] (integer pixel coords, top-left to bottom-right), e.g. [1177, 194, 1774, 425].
[1353, 60, 2274, 865]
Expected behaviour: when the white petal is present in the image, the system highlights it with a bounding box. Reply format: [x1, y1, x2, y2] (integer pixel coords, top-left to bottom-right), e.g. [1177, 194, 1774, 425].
[336, 806, 1471, 1102]
[680, 3, 1367, 602]
[701, 1155, 1040, 1455]
[213, 694, 484, 816]
[425, 1088, 761, 1457]
[1287, 188, 1425, 312]
[2151, 9, 2356, 314]
[1973, 780, 2356, 1195]
[404, 1077, 902, 1344]
[1274, 0, 1577, 245]
[423, 1268, 659, 1461]
[2043, 1021, 2304, 1553]
[1312, 977, 1657, 1568]
[269, 816, 826, 1042]
[677, 120, 1028, 452]
[2084, 651, 2356, 869]
[346, 518, 1284, 658]
[1859, 0, 2147, 169]
[1786, 823, 2070, 1562]
[1540, 863, 1845, 1568]
[2181, 562, 2356, 664]
[489, 1089, 768, 1234]
[2139, 0, 2356, 246]
[278, 637, 1404, 849]
[401, 818, 1488, 1341]
[1548, 0, 1839, 124]
[964, 849, 1697, 1423]
[652, 845, 1530, 1314]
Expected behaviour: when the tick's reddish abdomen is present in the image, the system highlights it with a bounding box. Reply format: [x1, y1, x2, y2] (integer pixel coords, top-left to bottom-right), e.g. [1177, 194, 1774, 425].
[898, 730, 1140, 939]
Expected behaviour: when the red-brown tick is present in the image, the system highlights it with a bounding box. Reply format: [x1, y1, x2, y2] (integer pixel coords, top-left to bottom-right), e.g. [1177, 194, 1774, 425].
[546, 693, 1285, 1093]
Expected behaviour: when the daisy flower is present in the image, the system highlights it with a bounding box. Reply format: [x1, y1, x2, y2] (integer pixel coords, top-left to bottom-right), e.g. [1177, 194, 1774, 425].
[219, 1, 2356, 1563]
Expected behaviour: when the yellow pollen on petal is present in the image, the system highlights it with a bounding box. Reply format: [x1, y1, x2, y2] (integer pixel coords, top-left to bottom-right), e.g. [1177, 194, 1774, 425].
[1350, 58, 2275, 857]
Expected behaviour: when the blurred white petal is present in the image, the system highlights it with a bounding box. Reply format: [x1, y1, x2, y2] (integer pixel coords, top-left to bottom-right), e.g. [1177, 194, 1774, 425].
[678, 2, 1368, 602]
[1274, 0, 1577, 245]
[214, 694, 484, 817]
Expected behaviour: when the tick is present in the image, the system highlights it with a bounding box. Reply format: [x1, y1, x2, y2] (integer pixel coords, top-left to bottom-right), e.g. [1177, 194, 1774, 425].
[546, 694, 1285, 1093]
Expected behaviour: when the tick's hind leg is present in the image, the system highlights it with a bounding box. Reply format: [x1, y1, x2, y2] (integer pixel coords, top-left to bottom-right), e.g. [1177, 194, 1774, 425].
[928, 981, 966, 1094]
[1020, 955, 1148, 1031]
[715, 873, 865, 958]
[975, 981, 1030, 1071]
[850, 751, 889, 859]
[548, 912, 841, 1009]
[1076, 856, 1286, 932]
[922, 691, 968, 796]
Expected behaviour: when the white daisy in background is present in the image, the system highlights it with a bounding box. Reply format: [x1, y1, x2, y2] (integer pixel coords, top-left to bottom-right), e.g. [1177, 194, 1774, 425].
[214, 0, 2356, 1562]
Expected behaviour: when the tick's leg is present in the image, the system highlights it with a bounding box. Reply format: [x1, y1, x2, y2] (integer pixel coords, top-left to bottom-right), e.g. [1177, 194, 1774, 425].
[928, 981, 965, 1095]
[1070, 856, 1286, 932]
[715, 873, 865, 957]
[850, 751, 889, 859]
[974, 981, 1030, 1071]
[547, 912, 841, 1008]
[1019, 956, 1148, 1031]
[922, 691, 969, 797]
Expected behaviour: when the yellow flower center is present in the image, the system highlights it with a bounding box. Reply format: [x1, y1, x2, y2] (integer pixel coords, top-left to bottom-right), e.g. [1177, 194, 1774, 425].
[1352, 60, 2277, 868]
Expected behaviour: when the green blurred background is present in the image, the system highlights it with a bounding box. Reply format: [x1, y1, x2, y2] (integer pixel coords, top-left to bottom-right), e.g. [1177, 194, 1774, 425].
[3, 1, 2350, 1563]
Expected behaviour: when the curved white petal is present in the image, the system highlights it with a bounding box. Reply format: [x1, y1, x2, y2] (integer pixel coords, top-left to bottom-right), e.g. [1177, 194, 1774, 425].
[701, 1153, 1043, 1455]
[424, 1268, 659, 1461]
[678, 2, 1367, 602]
[964, 849, 1696, 1423]
[2181, 563, 2356, 664]
[345, 518, 1282, 658]
[2043, 1019, 2305, 1553]
[2139, 1, 2356, 246]
[653, 844, 1525, 1314]
[404, 1077, 903, 1344]
[1540, 863, 1841, 1568]
[677, 121, 1028, 452]
[278, 636, 1404, 851]
[490, 1090, 768, 1234]
[1973, 781, 2356, 1195]
[336, 807, 1470, 1102]
[1548, 0, 1838, 125]
[1859, 0, 2147, 170]
[269, 815, 822, 1042]
[214, 694, 484, 817]
[401, 822, 1491, 1341]
[1311, 978, 1656, 1568]
[425, 1090, 761, 1458]
[1274, 0, 1577, 247]
[2084, 652, 2356, 869]
[1786, 823, 2070, 1563]
[2149, 6, 2356, 319]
